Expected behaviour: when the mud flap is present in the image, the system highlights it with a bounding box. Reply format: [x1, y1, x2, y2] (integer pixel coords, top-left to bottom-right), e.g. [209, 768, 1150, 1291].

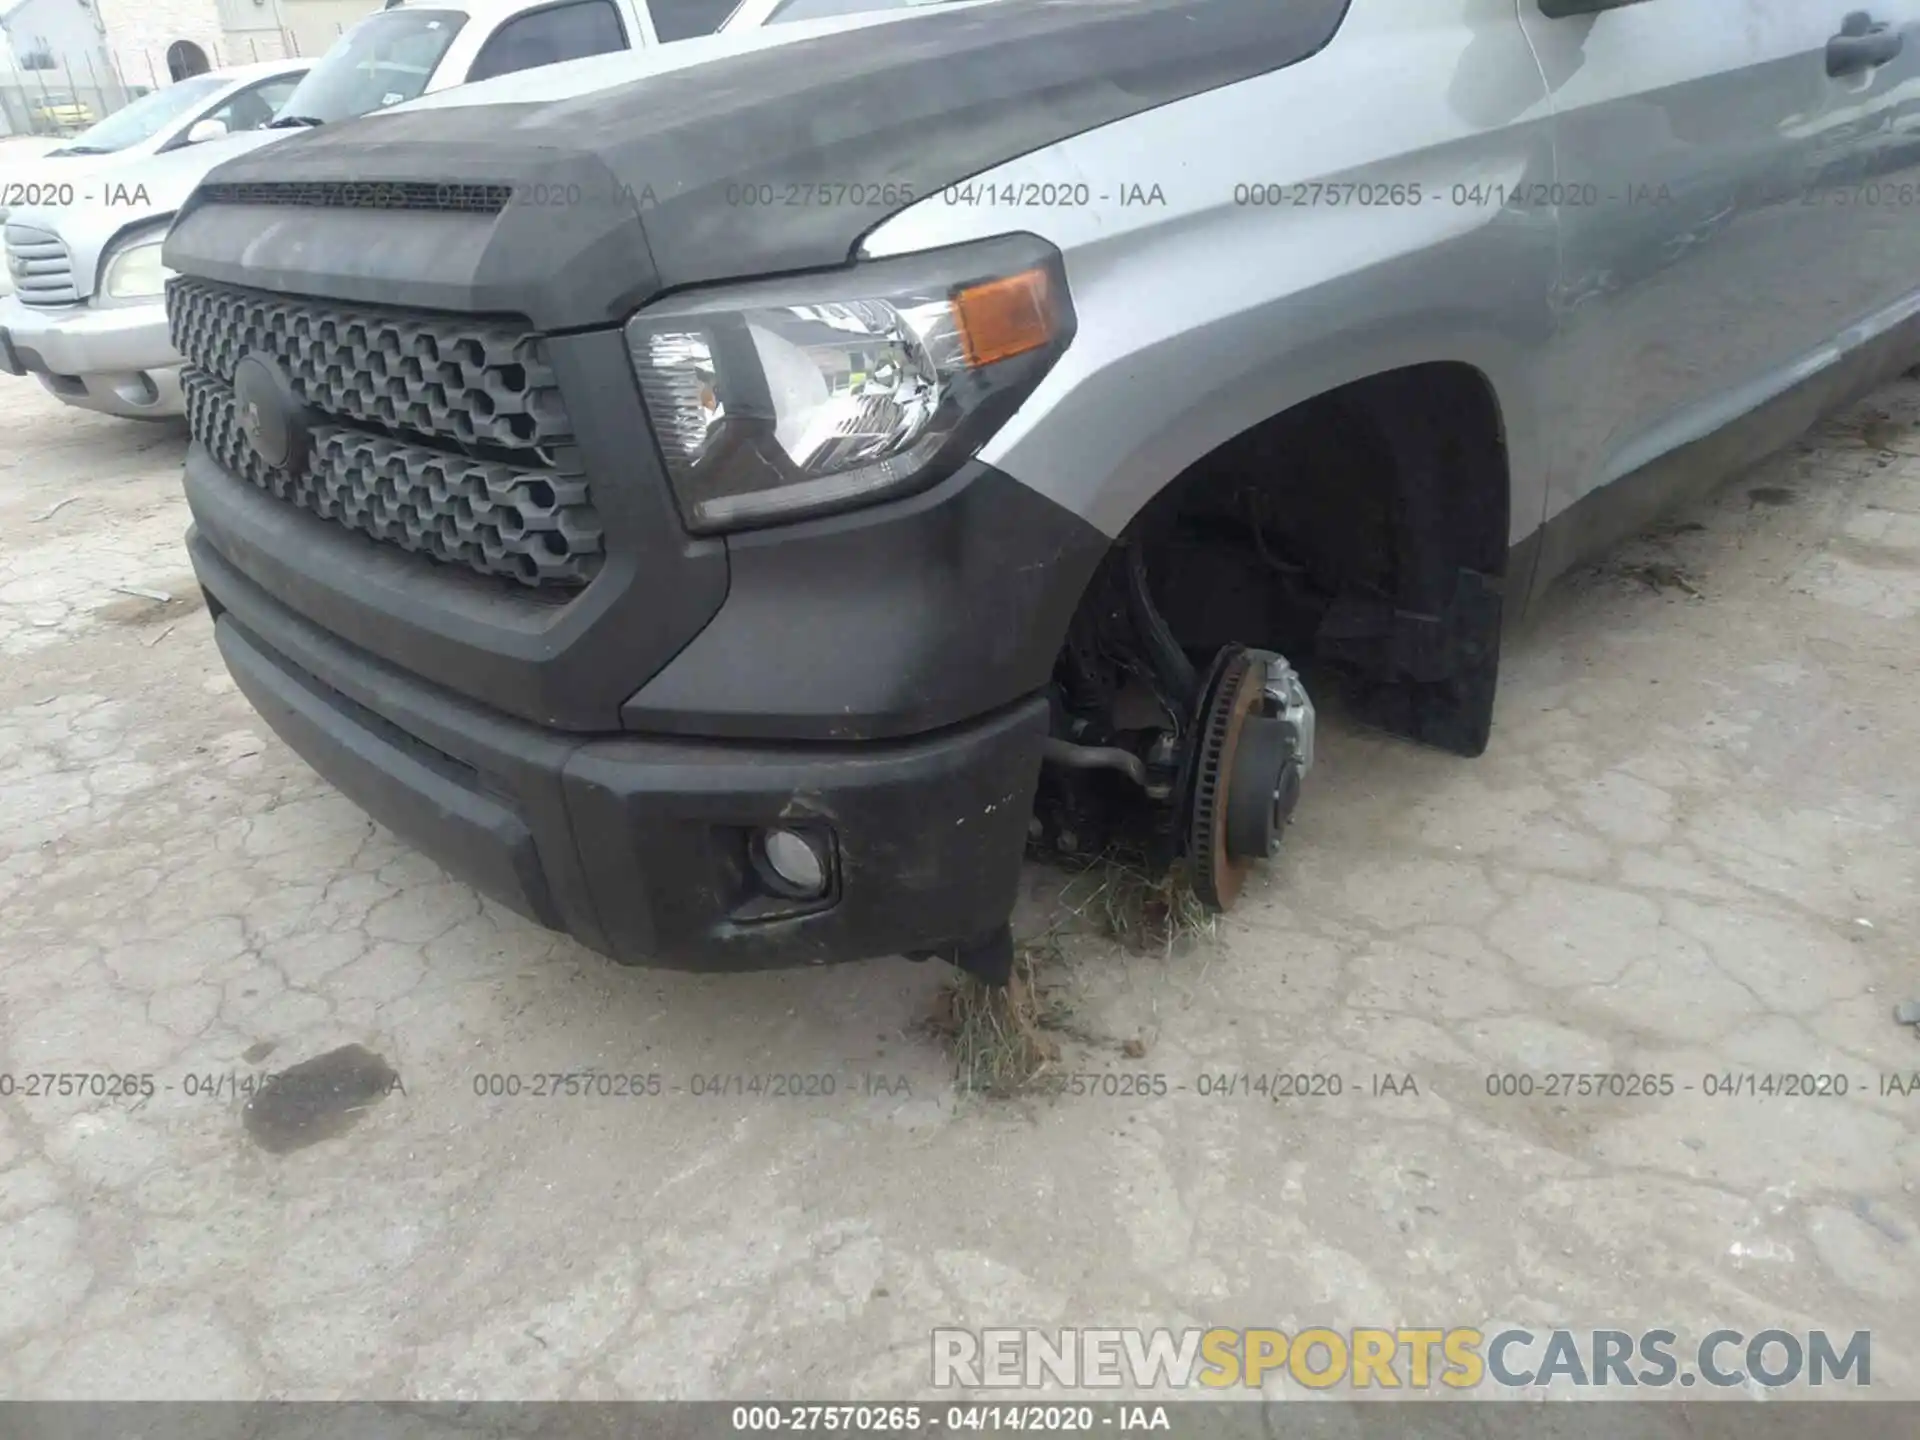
[1316, 567, 1503, 757]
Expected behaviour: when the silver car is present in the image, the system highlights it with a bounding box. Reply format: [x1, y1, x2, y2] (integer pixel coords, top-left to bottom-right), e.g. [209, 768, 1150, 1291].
[0, 61, 309, 417]
[0, 61, 306, 229]
[163, 0, 1920, 979]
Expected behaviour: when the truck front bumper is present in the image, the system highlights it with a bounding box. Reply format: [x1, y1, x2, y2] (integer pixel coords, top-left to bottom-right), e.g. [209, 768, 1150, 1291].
[0, 293, 183, 419]
[190, 525, 1049, 971]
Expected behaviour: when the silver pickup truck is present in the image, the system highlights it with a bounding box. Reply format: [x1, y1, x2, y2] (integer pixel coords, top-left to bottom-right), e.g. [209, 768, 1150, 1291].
[159, 0, 1919, 982]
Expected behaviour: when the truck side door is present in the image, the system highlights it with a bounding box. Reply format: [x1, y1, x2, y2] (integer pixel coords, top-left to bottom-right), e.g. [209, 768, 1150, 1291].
[1521, 0, 1851, 586]
[1802, 2, 1920, 331]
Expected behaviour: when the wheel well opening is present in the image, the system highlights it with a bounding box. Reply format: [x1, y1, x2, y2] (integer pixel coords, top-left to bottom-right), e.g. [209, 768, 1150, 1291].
[1078, 361, 1511, 758]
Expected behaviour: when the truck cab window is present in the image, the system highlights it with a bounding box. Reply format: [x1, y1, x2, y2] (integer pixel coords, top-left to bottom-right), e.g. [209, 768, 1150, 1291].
[468, 1, 630, 83]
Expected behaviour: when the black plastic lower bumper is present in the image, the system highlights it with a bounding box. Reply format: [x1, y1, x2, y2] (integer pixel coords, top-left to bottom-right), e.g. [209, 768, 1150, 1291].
[194, 529, 1049, 970]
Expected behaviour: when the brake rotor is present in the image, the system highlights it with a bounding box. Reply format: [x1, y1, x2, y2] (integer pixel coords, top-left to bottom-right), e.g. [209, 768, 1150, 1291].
[1185, 646, 1270, 910]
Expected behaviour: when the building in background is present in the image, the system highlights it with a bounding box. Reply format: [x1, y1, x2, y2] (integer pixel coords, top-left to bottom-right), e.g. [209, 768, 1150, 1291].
[1, 0, 114, 78]
[96, 0, 381, 81]
[90, 0, 241, 84]
[2, 0, 127, 132]
[209, 0, 379, 65]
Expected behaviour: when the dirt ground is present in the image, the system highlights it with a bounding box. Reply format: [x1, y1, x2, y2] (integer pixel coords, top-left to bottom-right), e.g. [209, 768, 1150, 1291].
[1, 370, 1917, 1401]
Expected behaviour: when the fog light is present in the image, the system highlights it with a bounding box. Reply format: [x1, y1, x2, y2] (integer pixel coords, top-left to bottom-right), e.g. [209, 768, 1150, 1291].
[752, 826, 831, 900]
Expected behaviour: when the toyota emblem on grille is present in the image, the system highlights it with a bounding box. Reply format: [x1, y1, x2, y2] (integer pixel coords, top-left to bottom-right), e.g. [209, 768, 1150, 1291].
[231, 352, 310, 471]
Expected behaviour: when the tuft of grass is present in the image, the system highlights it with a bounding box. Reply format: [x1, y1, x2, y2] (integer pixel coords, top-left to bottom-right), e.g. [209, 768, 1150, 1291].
[926, 849, 1221, 1096]
[1060, 851, 1219, 959]
[924, 934, 1066, 1097]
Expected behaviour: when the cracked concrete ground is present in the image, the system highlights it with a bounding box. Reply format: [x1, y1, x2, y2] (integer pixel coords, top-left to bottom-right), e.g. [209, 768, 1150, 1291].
[1, 371, 1917, 1402]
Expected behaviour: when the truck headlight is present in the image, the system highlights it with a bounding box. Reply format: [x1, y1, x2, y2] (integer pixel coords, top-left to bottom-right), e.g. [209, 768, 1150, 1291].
[625, 235, 1073, 534]
[101, 226, 174, 301]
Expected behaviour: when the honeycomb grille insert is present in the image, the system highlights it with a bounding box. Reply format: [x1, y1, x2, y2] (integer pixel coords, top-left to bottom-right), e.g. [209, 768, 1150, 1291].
[168, 278, 569, 454]
[181, 371, 602, 591]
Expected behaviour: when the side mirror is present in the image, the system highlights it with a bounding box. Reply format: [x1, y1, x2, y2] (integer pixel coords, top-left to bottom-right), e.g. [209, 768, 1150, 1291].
[184, 117, 228, 144]
[1539, 0, 1651, 17]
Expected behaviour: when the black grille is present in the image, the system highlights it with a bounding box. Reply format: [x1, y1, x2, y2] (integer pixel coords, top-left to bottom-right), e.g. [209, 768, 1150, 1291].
[170, 279, 601, 590]
[195, 180, 512, 214]
[169, 278, 568, 452]
[184, 372, 602, 589]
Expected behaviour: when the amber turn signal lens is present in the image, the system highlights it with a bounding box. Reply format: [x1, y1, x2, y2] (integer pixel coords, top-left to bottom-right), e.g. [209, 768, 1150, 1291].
[953, 267, 1055, 368]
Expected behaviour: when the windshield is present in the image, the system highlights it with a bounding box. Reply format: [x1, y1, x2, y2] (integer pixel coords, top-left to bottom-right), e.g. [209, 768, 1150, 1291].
[276, 8, 468, 124]
[51, 74, 227, 153]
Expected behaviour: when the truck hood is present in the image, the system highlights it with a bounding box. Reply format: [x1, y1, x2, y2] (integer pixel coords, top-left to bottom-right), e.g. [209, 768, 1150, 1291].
[6, 129, 289, 301]
[10, 11, 903, 299]
[166, 0, 1352, 331]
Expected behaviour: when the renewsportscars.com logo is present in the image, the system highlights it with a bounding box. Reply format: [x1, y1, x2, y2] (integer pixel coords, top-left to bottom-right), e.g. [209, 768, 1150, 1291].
[931, 1327, 1872, 1392]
